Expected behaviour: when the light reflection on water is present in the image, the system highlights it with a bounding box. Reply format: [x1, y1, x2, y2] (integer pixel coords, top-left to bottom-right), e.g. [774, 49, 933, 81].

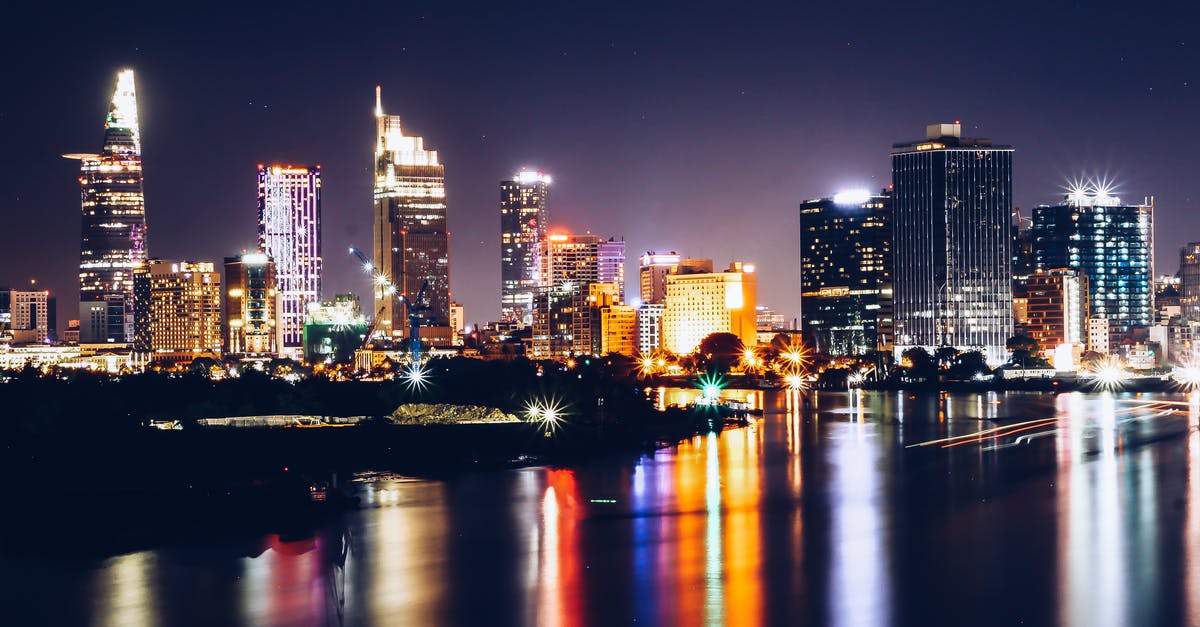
[7, 389, 1200, 626]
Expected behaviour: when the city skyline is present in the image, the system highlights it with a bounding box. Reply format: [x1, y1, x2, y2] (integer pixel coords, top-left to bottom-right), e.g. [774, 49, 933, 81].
[4, 4, 1200, 332]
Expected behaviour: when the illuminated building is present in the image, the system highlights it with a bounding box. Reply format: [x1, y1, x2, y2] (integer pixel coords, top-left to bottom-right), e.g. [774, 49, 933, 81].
[257, 165, 321, 358]
[1024, 269, 1089, 353]
[662, 261, 757, 355]
[637, 303, 665, 355]
[303, 294, 368, 364]
[599, 303, 638, 357]
[134, 260, 222, 363]
[1155, 275, 1182, 324]
[500, 169, 550, 324]
[0, 289, 55, 344]
[531, 233, 626, 358]
[63, 320, 80, 344]
[67, 69, 147, 343]
[450, 301, 465, 338]
[574, 283, 621, 355]
[799, 189, 892, 355]
[891, 123, 1014, 364]
[1088, 317, 1110, 355]
[373, 86, 451, 345]
[1180, 244, 1200, 321]
[640, 251, 681, 305]
[1030, 188, 1153, 344]
[223, 253, 280, 358]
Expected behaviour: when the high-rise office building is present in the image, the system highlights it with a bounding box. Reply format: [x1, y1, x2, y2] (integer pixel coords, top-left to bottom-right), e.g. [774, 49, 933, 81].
[500, 169, 550, 324]
[373, 86, 451, 345]
[67, 69, 147, 344]
[640, 251, 681, 305]
[799, 189, 893, 356]
[223, 253, 280, 358]
[134, 260, 222, 363]
[531, 233, 626, 358]
[258, 165, 321, 357]
[662, 261, 757, 355]
[1030, 188, 1153, 343]
[1180, 243, 1200, 321]
[891, 123, 1014, 364]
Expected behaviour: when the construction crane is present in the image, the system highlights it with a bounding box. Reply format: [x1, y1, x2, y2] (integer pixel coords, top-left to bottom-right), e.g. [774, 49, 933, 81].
[349, 247, 431, 362]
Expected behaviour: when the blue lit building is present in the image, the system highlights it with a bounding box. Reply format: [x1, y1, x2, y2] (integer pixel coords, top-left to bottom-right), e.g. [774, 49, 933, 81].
[1030, 190, 1154, 343]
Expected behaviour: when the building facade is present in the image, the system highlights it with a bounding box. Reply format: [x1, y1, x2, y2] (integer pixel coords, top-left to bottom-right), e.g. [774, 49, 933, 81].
[373, 86, 451, 345]
[0, 290, 55, 344]
[799, 189, 893, 356]
[640, 251, 681, 306]
[135, 260, 222, 363]
[500, 169, 550, 325]
[599, 303, 638, 357]
[258, 165, 321, 357]
[223, 253, 280, 358]
[662, 261, 757, 356]
[636, 303, 665, 355]
[1023, 269, 1089, 352]
[1030, 192, 1153, 344]
[303, 294, 368, 364]
[1180, 243, 1200, 321]
[891, 123, 1014, 364]
[531, 234, 626, 358]
[68, 69, 147, 343]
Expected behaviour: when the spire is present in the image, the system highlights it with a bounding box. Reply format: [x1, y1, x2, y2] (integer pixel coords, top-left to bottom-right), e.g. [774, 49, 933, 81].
[375, 84, 383, 118]
[104, 69, 140, 155]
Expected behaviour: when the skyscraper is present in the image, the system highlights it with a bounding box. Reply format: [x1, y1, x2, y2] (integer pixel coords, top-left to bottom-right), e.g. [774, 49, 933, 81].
[799, 189, 893, 356]
[223, 253, 280, 358]
[258, 165, 322, 357]
[531, 233, 626, 358]
[891, 123, 1014, 364]
[1179, 242, 1200, 321]
[373, 86, 452, 345]
[67, 69, 147, 344]
[1030, 188, 1154, 343]
[500, 169, 550, 325]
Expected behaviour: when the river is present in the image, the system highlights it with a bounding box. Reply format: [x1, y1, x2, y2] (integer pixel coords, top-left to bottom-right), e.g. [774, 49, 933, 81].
[3, 389, 1200, 626]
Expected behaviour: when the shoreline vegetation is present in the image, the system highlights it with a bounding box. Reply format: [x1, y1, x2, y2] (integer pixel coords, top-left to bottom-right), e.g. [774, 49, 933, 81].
[0, 356, 747, 555]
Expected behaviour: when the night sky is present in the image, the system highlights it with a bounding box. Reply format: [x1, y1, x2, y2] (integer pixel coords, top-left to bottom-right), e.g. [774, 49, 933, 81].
[3, 2, 1198, 332]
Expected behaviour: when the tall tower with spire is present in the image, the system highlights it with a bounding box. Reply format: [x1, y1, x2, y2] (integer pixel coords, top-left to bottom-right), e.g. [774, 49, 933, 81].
[66, 69, 148, 343]
[372, 85, 451, 345]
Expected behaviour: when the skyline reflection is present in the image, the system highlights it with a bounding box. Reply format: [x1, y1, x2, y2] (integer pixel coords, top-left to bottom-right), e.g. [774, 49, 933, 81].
[6, 390, 1199, 626]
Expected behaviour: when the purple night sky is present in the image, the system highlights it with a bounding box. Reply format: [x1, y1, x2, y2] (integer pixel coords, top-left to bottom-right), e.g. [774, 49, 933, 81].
[3, 2, 1198, 330]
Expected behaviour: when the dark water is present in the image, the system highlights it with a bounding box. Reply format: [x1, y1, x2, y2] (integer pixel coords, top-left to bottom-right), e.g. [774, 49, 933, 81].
[4, 390, 1200, 626]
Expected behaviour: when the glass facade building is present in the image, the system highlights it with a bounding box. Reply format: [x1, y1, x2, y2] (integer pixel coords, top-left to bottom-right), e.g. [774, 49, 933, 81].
[500, 170, 550, 325]
[1030, 194, 1154, 342]
[531, 234, 626, 359]
[68, 69, 147, 343]
[891, 123, 1014, 364]
[258, 165, 322, 355]
[372, 86, 451, 344]
[799, 190, 893, 355]
[1179, 242, 1200, 321]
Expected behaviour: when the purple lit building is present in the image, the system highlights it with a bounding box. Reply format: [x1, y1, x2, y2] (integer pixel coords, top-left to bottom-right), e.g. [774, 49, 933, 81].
[257, 165, 322, 357]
